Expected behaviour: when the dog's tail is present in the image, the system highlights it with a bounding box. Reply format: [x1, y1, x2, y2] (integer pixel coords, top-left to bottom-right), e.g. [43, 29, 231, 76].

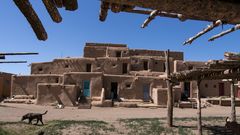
[42, 110, 48, 115]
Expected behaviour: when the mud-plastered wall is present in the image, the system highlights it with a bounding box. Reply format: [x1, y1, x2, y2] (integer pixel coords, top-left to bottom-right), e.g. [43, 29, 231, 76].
[129, 49, 183, 60]
[103, 75, 164, 100]
[63, 72, 103, 97]
[36, 84, 77, 106]
[11, 75, 62, 98]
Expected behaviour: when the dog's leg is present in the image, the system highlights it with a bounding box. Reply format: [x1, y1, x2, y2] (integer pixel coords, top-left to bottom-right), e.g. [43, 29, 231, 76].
[36, 118, 39, 125]
[40, 118, 44, 125]
[28, 118, 32, 124]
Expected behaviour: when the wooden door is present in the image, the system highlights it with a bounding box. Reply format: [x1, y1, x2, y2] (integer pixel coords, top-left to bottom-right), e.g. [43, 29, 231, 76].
[83, 80, 90, 97]
[219, 83, 225, 96]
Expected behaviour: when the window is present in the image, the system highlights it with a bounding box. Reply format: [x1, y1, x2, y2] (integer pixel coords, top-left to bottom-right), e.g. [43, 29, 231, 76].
[122, 63, 128, 74]
[163, 63, 166, 72]
[55, 78, 59, 83]
[205, 84, 208, 88]
[65, 64, 69, 68]
[155, 62, 158, 64]
[38, 67, 43, 72]
[213, 85, 217, 88]
[126, 83, 131, 88]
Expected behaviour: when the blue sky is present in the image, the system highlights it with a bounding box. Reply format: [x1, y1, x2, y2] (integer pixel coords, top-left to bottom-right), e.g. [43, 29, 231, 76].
[0, 1, 240, 75]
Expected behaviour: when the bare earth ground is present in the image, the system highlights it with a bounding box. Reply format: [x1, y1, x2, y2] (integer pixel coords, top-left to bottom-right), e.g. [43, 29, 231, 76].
[0, 103, 239, 122]
[1, 103, 240, 135]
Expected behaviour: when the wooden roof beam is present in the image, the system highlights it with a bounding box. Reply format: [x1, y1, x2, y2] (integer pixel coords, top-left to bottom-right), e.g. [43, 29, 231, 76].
[209, 24, 240, 41]
[42, 0, 62, 23]
[183, 20, 222, 45]
[13, 0, 48, 41]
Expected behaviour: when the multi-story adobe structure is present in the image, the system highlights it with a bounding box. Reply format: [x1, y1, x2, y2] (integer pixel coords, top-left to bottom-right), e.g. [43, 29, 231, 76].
[9, 43, 233, 107]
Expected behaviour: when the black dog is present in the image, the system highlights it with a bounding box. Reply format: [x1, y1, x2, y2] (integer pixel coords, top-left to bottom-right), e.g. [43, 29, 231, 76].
[21, 111, 48, 125]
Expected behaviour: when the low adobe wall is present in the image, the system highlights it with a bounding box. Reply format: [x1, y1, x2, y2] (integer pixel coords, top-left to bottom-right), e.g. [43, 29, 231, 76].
[11, 75, 62, 98]
[103, 75, 165, 100]
[63, 72, 103, 97]
[36, 84, 77, 106]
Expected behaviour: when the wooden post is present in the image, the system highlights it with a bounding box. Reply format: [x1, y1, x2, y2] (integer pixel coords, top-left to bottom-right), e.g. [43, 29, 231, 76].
[197, 80, 202, 135]
[230, 80, 236, 122]
[165, 49, 173, 127]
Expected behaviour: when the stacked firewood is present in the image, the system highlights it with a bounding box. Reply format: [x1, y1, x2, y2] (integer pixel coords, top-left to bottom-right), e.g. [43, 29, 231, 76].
[224, 52, 240, 61]
[13, 0, 78, 41]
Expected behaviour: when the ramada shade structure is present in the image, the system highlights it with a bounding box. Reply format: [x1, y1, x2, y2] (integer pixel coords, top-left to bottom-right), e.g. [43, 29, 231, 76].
[169, 60, 240, 135]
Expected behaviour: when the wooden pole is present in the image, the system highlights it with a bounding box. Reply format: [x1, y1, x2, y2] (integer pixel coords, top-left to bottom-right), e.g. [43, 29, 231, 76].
[230, 80, 236, 122]
[197, 80, 202, 135]
[165, 49, 173, 127]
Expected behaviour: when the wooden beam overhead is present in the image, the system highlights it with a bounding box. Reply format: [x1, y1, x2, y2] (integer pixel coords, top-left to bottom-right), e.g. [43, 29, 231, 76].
[13, 0, 48, 41]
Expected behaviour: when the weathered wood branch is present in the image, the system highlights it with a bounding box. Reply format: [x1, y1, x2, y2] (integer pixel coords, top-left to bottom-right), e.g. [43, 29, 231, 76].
[99, 1, 110, 22]
[63, 0, 78, 11]
[53, 0, 63, 8]
[183, 20, 222, 45]
[42, 0, 62, 23]
[141, 10, 159, 28]
[122, 9, 185, 21]
[209, 24, 240, 41]
[230, 80, 236, 122]
[13, 0, 48, 41]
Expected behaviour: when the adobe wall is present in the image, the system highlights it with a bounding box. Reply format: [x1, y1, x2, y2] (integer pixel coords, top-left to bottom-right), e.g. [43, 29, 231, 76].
[11, 75, 62, 98]
[174, 60, 206, 72]
[131, 56, 174, 72]
[36, 84, 77, 106]
[31, 57, 131, 75]
[103, 75, 165, 100]
[0, 73, 13, 98]
[84, 43, 128, 58]
[63, 72, 103, 97]
[129, 49, 184, 60]
[181, 80, 232, 98]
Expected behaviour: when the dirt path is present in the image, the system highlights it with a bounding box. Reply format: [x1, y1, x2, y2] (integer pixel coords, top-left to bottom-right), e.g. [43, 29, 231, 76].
[0, 103, 239, 122]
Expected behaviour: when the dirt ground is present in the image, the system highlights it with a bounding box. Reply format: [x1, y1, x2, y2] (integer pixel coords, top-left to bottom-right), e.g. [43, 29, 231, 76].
[0, 103, 239, 122]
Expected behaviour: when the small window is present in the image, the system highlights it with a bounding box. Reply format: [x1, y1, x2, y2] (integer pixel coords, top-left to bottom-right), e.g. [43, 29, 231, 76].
[65, 64, 69, 68]
[213, 85, 217, 88]
[55, 78, 59, 83]
[126, 83, 131, 88]
[205, 84, 208, 88]
[38, 67, 43, 72]
[155, 62, 158, 64]
[112, 63, 116, 67]
[163, 63, 166, 72]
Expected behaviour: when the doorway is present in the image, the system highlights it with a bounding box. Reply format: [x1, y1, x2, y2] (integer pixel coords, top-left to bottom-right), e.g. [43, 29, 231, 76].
[83, 80, 90, 97]
[86, 64, 92, 72]
[184, 82, 190, 98]
[143, 84, 150, 101]
[219, 83, 225, 96]
[111, 82, 118, 100]
[122, 63, 128, 74]
[143, 61, 148, 70]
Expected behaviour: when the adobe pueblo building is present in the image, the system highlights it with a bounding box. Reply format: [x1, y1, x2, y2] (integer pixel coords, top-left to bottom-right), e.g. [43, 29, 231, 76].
[7, 43, 233, 107]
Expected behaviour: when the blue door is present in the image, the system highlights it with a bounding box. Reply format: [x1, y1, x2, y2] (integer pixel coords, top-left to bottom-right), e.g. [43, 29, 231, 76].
[143, 84, 150, 101]
[83, 80, 90, 97]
